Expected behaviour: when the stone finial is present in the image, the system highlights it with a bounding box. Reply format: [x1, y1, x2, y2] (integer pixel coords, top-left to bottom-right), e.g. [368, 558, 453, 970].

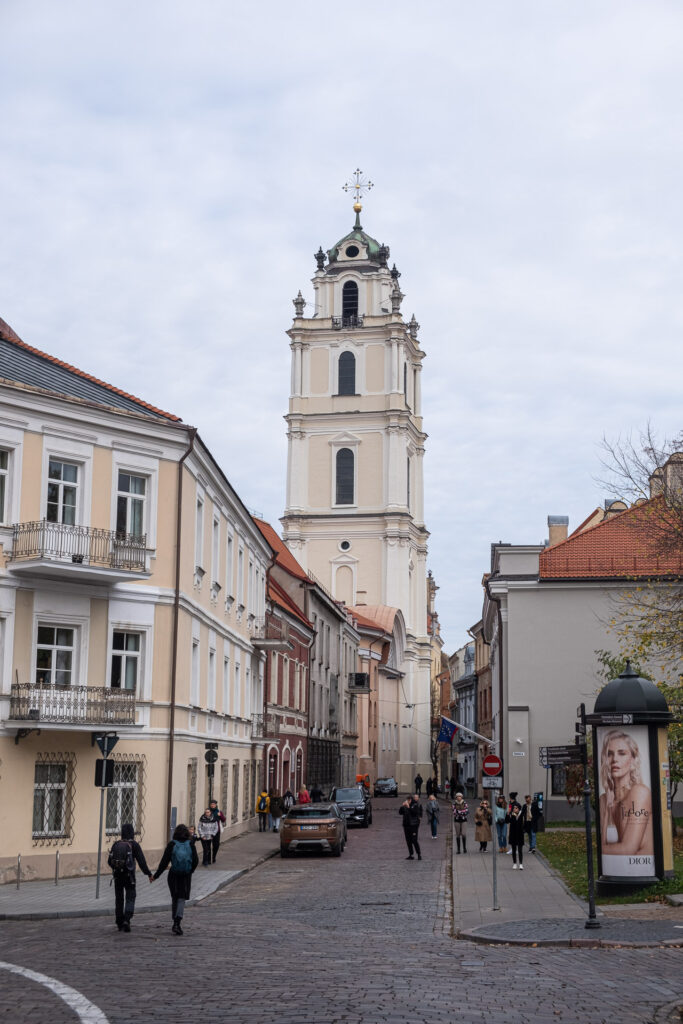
[315, 247, 326, 271]
[408, 314, 420, 339]
[378, 244, 390, 268]
[293, 290, 306, 317]
[390, 263, 401, 280]
[391, 282, 404, 313]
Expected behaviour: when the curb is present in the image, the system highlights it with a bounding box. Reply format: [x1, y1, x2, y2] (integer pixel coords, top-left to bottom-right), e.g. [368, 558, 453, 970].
[0, 847, 280, 922]
[458, 927, 683, 949]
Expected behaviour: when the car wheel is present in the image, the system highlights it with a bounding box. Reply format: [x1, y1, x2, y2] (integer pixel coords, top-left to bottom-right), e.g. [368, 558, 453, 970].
[331, 843, 342, 857]
[362, 816, 369, 829]
[369, 814, 373, 825]
[280, 847, 289, 858]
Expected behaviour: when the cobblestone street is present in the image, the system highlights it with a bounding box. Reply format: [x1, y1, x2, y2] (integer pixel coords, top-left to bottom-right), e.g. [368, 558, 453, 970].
[0, 804, 681, 1024]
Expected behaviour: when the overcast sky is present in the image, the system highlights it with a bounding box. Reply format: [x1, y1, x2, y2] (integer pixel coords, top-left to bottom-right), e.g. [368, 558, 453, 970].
[1, 2, 681, 650]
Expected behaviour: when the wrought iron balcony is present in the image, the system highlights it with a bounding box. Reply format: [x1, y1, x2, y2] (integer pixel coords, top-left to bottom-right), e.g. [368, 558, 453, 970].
[8, 521, 148, 582]
[9, 683, 137, 726]
[251, 713, 264, 739]
[250, 616, 292, 651]
[331, 314, 364, 330]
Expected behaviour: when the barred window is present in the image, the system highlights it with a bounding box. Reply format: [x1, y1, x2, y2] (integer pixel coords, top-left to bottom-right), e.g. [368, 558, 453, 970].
[232, 762, 240, 823]
[32, 753, 76, 843]
[551, 764, 568, 796]
[243, 762, 250, 821]
[106, 760, 143, 835]
[187, 758, 198, 827]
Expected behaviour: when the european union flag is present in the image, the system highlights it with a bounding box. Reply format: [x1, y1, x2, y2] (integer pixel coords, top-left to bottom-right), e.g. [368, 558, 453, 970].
[437, 717, 458, 744]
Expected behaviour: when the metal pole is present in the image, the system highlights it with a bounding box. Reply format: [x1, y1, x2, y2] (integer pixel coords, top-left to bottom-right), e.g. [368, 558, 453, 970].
[16, 854, 20, 890]
[492, 803, 499, 910]
[95, 748, 107, 900]
[580, 703, 600, 929]
[55, 850, 60, 886]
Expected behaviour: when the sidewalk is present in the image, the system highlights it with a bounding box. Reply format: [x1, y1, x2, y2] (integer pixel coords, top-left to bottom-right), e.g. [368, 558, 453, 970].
[0, 828, 280, 920]
[451, 823, 683, 947]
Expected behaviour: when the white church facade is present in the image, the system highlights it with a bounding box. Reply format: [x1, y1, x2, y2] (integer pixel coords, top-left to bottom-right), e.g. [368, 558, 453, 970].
[281, 191, 432, 790]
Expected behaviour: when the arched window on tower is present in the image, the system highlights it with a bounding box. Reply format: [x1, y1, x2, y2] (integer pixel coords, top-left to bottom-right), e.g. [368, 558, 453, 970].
[335, 448, 354, 505]
[403, 362, 408, 399]
[342, 281, 359, 326]
[338, 351, 356, 395]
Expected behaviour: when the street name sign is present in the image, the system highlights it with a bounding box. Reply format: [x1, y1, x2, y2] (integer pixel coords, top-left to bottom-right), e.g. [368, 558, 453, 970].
[584, 712, 634, 725]
[482, 777, 503, 789]
[539, 744, 583, 767]
[482, 754, 503, 776]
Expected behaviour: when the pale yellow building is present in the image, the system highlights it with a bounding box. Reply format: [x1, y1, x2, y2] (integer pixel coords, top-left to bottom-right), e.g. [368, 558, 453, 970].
[0, 318, 272, 882]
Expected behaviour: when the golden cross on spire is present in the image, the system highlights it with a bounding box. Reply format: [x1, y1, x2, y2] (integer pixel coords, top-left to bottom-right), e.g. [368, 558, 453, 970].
[342, 168, 374, 213]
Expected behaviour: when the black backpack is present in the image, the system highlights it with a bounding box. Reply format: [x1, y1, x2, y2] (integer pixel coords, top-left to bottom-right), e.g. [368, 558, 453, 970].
[109, 839, 135, 875]
[258, 795, 267, 811]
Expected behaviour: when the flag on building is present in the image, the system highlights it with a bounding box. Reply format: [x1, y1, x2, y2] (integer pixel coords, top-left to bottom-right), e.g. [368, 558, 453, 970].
[437, 717, 458, 744]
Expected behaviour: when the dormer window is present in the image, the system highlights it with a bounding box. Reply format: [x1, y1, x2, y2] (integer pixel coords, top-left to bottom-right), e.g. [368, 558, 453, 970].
[345, 245, 359, 258]
[342, 281, 359, 327]
[338, 352, 356, 396]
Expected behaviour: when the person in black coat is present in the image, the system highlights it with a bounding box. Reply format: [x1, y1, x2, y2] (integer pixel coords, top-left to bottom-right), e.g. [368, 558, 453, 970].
[399, 795, 423, 860]
[152, 823, 199, 934]
[506, 803, 525, 869]
[108, 822, 153, 932]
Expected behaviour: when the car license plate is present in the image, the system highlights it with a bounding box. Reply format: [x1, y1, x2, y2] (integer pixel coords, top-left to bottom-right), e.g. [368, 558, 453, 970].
[300, 824, 317, 831]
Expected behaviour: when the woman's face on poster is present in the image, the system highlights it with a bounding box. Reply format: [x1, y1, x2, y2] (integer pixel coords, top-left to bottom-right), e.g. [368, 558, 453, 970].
[605, 738, 634, 781]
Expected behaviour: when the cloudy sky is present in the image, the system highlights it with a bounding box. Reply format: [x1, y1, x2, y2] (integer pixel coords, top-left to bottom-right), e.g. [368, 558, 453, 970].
[1, 2, 681, 650]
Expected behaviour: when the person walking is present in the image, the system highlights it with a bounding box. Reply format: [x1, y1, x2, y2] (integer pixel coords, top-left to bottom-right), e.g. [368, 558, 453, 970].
[108, 823, 153, 932]
[425, 793, 440, 839]
[474, 799, 493, 852]
[208, 799, 226, 863]
[399, 794, 423, 860]
[425, 777, 433, 797]
[256, 789, 270, 831]
[152, 824, 198, 934]
[414, 773, 423, 796]
[297, 784, 311, 804]
[494, 795, 508, 853]
[283, 788, 295, 812]
[270, 789, 284, 831]
[522, 794, 541, 853]
[310, 783, 324, 803]
[452, 792, 469, 854]
[507, 802, 525, 869]
[197, 807, 218, 866]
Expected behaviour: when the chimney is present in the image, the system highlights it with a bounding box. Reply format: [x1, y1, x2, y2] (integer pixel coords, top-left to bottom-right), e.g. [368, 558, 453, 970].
[650, 452, 683, 498]
[547, 515, 569, 547]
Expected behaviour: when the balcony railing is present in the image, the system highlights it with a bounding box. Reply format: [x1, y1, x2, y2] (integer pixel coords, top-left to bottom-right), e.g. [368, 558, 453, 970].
[331, 314, 364, 330]
[9, 521, 147, 572]
[250, 616, 292, 650]
[251, 713, 264, 738]
[9, 683, 137, 726]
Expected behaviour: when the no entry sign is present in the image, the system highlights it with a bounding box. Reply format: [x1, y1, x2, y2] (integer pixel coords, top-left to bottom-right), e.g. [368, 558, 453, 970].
[482, 754, 503, 776]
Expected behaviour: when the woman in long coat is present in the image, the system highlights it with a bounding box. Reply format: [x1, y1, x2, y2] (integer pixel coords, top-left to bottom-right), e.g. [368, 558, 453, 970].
[152, 823, 198, 934]
[474, 799, 493, 852]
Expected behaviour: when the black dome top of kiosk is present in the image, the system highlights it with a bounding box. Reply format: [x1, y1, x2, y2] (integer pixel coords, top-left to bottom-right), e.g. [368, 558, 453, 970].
[594, 661, 670, 715]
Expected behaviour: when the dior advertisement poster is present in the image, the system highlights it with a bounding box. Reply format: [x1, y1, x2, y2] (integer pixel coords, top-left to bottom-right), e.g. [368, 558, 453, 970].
[597, 725, 655, 878]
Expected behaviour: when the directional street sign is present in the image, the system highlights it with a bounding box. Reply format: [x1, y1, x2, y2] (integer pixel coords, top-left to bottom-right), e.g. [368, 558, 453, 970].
[584, 712, 634, 726]
[539, 743, 583, 767]
[482, 754, 503, 776]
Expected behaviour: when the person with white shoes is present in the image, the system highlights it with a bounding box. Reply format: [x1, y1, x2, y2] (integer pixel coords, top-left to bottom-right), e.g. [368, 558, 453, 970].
[507, 802, 525, 870]
[426, 794, 440, 839]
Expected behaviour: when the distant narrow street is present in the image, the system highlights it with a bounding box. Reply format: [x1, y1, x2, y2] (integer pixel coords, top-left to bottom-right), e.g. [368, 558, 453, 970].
[0, 804, 680, 1024]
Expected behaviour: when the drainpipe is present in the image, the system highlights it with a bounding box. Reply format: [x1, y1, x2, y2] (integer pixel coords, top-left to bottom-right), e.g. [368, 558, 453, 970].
[484, 572, 504, 784]
[165, 427, 197, 836]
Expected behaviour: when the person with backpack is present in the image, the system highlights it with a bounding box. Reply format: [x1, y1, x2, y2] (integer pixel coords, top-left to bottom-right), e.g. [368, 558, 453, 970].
[398, 794, 423, 860]
[197, 807, 219, 866]
[283, 788, 295, 812]
[255, 789, 270, 831]
[107, 822, 153, 932]
[269, 789, 284, 832]
[152, 823, 198, 935]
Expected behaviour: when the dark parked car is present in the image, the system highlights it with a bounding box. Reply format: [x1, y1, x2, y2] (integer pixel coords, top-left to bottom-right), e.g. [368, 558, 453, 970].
[374, 776, 398, 797]
[280, 803, 347, 857]
[330, 786, 373, 828]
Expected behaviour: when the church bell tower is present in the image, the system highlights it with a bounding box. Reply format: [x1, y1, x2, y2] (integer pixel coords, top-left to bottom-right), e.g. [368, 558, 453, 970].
[281, 172, 432, 778]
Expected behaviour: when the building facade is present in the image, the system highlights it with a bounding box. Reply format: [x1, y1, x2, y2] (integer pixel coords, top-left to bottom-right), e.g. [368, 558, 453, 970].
[280, 202, 432, 789]
[0, 318, 270, 882]
[449, 643, 478, 798]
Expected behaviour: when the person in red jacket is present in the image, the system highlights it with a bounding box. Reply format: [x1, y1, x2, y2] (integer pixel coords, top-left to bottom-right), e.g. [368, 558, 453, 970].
[297, 784, 311, 804]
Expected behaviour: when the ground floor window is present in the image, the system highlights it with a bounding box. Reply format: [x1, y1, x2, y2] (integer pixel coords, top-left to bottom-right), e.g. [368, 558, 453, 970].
[243, 762, 250, 820]
[187, 758, 198, 827]
[232, 762, 240, 823]
[551, 764, 568, 796]
[106, 758, 144, 835]
[32, 753, 76, 843]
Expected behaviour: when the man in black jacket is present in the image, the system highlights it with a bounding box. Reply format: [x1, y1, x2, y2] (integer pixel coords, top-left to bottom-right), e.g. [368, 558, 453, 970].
[399, 795, 423, 860]
[108, 822, 153, 932]
[522, 794, 541, 853]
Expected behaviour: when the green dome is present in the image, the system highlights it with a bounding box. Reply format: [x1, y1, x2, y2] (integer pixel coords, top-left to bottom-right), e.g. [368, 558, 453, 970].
[327, 212, 384, 264]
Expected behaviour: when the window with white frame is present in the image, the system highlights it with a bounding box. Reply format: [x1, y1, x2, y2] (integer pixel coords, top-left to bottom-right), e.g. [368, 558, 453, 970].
[394, 724, 398, 749]
[294, 662, 301, 710]
[208, 649, 216, 709]
[237, 548, 244, 607]
[195, 494, 204, 569]
[32, 756, 75, 839]
[46, 459, 78, 525]
[212, 514, 220, 587]
[234, 658, 241, 716]
[106, 761, 142, 834]
[226, 531, 234, 599]
[248, 558, 254, 615]
[191, 640, 200, 705]
[110, 631, 141, 691]
[245, 664, 251, 716]
[36, 626, 75, 687]
[223, 654, 231, 715]
[0, 449, 8, 524]
[116, 471, 146, 537]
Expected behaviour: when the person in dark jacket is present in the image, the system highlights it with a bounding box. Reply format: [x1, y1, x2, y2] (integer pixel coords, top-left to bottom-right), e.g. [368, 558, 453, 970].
[108, 822, 152, 932]
[399, 794, 423, 860]
[208, 799, 226, 862]
[522, 794, 541, 852]
[414, 773, 423, 796]
[197, 808, 219, 866]
[309, 783, 324, 803]
[152, 823, 199, 934]
[270, 790, 285, 831]
[425, 777, 433, 797]
[506, 803, 525, 869]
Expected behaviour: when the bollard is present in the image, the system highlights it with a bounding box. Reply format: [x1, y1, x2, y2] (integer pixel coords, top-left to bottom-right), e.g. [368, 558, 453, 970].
[55, 850, 60, 886]
[16, 854, 21, 890]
